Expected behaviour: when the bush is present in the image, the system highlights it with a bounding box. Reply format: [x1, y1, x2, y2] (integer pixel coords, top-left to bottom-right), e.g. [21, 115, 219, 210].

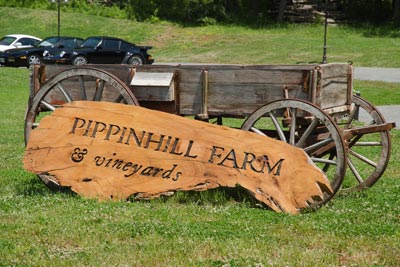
[343, 0, 393, 24]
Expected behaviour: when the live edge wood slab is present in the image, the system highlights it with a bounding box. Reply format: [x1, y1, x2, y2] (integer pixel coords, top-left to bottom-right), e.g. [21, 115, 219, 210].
[24, 101, 332, 214]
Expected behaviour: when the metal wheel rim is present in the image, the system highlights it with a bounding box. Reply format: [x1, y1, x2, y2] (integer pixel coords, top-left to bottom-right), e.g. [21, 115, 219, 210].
[128, 56, 142, 66]
[74, 57, 87, 65]
[28, 55, 40, 65]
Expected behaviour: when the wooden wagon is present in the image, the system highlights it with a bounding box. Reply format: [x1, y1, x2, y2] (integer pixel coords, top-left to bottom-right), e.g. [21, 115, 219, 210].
[25, 63, 396, 208]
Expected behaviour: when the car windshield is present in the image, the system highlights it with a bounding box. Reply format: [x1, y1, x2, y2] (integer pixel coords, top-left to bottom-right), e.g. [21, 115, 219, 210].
[80, 37, 101, 48]
[0, 36, 17, 45]
[55, 39, 77, 49]
[37, 37, 60, 47]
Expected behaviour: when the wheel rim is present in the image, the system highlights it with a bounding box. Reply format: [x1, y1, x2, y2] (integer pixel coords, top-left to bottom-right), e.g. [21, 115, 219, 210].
[74, 57, 87, 65]
[25, 67, 139, 189]
[28, 55, 40, 65]
[241, 99, 346, 208]
[128, 56, 142, 66]
[338, 95, 391, 191]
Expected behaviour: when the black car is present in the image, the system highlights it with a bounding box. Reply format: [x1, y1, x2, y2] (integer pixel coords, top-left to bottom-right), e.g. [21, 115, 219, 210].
[43, 36, 154, 66]
[0, 36, 83, 68]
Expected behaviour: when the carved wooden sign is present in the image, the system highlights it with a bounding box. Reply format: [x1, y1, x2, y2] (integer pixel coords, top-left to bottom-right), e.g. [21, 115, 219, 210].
[24, 101, 332, 214]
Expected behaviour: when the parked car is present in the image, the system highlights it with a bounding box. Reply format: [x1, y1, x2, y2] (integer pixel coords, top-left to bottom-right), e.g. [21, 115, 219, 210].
[0, 34, 41, 52]
[0, 36, 83, 68]
[43, 36, 154, 66]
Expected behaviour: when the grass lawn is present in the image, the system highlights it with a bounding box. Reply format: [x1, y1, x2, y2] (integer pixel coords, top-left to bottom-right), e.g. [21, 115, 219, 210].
[0, 7, 399, 267]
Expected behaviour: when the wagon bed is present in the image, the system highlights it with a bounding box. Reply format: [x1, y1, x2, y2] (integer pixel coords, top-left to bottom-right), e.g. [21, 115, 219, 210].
[29, 63, 353, 117]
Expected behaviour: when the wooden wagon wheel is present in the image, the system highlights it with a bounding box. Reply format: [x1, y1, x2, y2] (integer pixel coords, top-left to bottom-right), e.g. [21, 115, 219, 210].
[338, 95, 392, 191]
[241, 99, 347, 208]
[25, 67, 139, 189]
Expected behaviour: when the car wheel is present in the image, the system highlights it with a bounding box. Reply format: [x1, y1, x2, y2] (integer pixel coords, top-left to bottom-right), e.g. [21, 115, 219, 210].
[73, 56, 88, 66]
[28, 54, 41, 66]
[128, 55, 143, 66]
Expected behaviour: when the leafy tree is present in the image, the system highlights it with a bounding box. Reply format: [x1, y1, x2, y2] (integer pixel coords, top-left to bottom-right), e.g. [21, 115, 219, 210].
[1, 0, 400, 25]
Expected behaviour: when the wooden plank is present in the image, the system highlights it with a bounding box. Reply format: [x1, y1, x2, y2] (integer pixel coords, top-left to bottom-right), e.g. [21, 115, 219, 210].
[316, 63, 352, 109]
[24, 101, 333, 214]
[179, 82, 203, 115]
[320, 63, 351, 78]
[319, 77, 349, 109]
[207, 69, 306, 84]
[132, 86, 175, 101]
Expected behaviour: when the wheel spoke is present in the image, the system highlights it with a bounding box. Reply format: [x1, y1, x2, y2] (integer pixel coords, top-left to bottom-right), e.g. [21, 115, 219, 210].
[349, 148, 378, 168]
[40, 100, 56, 111]
[289, 108, 297, 145]
[296, 117, 318, 148]
[57, 82, 73, 103]
[93, 79, 105, 101]
[348, 134, 363, 148]
[268, 111, 287, 142]
[347, 158, 364, 184]
[78, 76, 87, 100]
[303, 137, 333, 154]
[250, 127, 267, 137]
[352, 141, 382, 147]
[311, 157, 337, 165]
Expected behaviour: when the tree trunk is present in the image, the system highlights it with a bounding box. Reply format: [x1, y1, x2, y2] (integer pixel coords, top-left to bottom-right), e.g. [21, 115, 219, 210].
[394, 0, 400, 21]
[277, 0, 288, 23]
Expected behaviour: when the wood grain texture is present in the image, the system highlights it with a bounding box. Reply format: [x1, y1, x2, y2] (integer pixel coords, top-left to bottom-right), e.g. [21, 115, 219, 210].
[24, 101, 332, 214]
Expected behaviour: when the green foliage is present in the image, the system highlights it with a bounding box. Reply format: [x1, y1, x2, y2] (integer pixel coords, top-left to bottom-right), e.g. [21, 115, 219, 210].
[126, 0, 229, 25]
[344, 0, 393, 24]
[0, 0, 127, 19]
[1, 0, 399, 26]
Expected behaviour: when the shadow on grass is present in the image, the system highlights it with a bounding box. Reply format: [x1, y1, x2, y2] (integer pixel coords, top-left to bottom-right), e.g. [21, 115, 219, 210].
[14, 173, 77, 198]
[132, 186, 274, 212]
[15, 173, 268, 210]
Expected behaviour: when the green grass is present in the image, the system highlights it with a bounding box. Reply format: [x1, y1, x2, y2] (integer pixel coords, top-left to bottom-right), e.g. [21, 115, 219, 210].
[354, 80, 400, 106]
[1, 8, 400, 266]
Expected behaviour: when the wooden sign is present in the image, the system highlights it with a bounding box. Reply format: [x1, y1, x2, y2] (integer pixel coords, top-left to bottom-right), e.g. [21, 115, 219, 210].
[24, 101, 332, 214]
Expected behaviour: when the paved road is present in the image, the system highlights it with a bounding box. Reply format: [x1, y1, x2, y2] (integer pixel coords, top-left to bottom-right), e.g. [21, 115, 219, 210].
[354, 67, 400, 83]
[354, 67, 399, 129]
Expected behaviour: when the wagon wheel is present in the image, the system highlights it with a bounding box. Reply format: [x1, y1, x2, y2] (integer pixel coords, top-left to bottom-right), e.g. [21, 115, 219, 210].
[241, 99, 347, 208]
[338, 95, 392, 191]
[25, 67, 139, 189]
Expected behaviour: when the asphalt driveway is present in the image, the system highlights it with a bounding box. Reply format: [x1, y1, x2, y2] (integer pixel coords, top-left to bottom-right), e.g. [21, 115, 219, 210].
[354, 67, 400, 83]
[354, 67, 399, 129]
